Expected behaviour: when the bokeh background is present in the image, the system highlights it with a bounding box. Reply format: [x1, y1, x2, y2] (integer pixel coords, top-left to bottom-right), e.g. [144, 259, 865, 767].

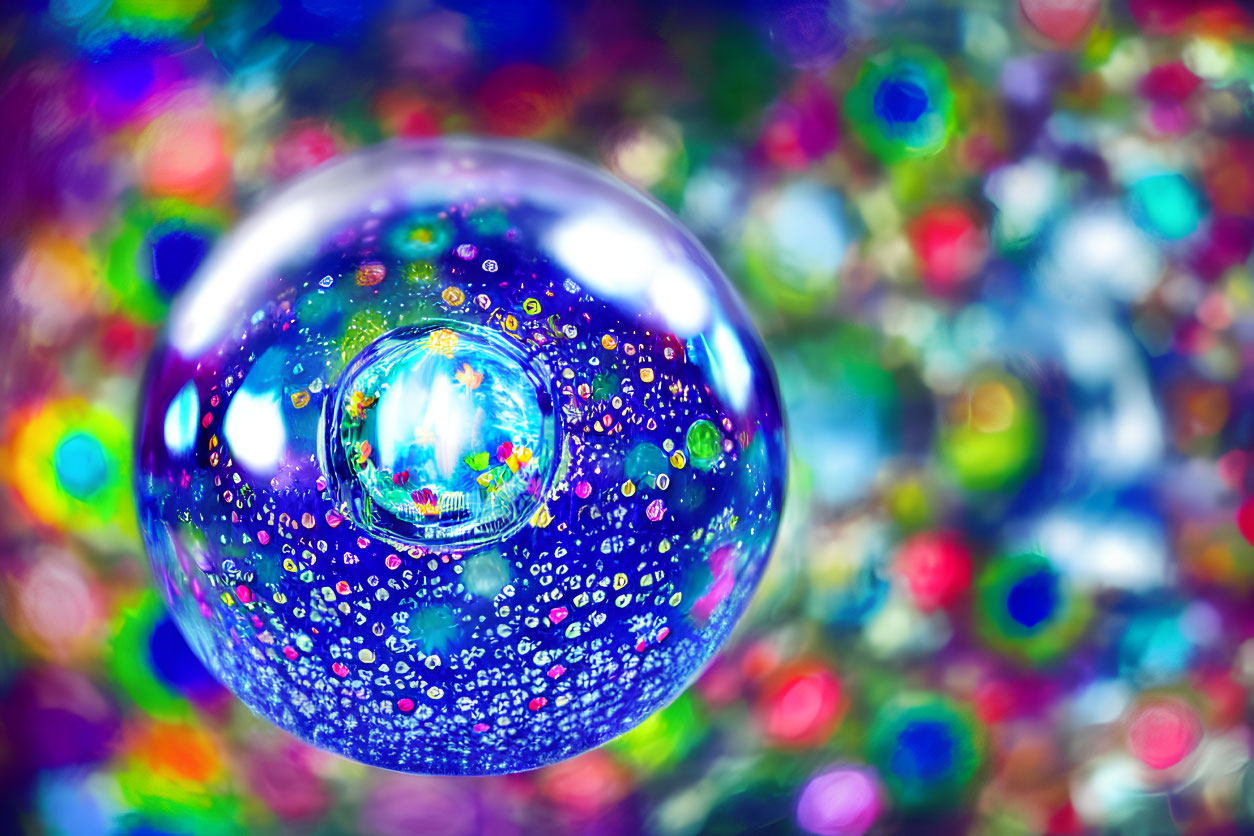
[2, 0, 1254, 833]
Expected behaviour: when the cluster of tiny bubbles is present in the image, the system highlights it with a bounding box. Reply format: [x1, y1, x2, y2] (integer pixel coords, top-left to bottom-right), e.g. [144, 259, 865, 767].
[134, 137, 786, 775]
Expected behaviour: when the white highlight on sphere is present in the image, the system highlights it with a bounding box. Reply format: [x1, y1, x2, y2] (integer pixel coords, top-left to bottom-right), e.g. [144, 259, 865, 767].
[163, 380, 199, 456]
[222, 386, 287, 474]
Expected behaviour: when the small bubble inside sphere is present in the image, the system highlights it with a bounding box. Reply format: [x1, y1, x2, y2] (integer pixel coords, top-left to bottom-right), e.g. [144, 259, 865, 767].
[135, 138, 786, 774]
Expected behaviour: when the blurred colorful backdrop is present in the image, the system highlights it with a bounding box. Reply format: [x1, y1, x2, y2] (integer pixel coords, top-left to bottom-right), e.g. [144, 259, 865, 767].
[2, 0, 1254, 833]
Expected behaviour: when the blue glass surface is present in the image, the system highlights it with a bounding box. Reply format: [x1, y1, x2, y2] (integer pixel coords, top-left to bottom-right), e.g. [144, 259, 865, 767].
[135, 137, 785, 774]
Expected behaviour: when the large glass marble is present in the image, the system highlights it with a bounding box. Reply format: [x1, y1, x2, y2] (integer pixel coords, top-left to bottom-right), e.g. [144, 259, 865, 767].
[135, 138, 785, 775]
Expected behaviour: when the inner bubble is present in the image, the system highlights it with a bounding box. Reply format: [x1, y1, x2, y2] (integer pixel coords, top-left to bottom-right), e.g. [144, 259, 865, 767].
[324, 323, 557, 550]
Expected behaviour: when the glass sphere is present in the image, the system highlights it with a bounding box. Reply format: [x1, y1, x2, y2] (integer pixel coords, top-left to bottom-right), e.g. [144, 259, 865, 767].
[135, 137, 786, 775]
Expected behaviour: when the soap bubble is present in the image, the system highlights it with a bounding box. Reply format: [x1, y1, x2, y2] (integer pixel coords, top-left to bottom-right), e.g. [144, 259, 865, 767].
[135, 138, 785, 774]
